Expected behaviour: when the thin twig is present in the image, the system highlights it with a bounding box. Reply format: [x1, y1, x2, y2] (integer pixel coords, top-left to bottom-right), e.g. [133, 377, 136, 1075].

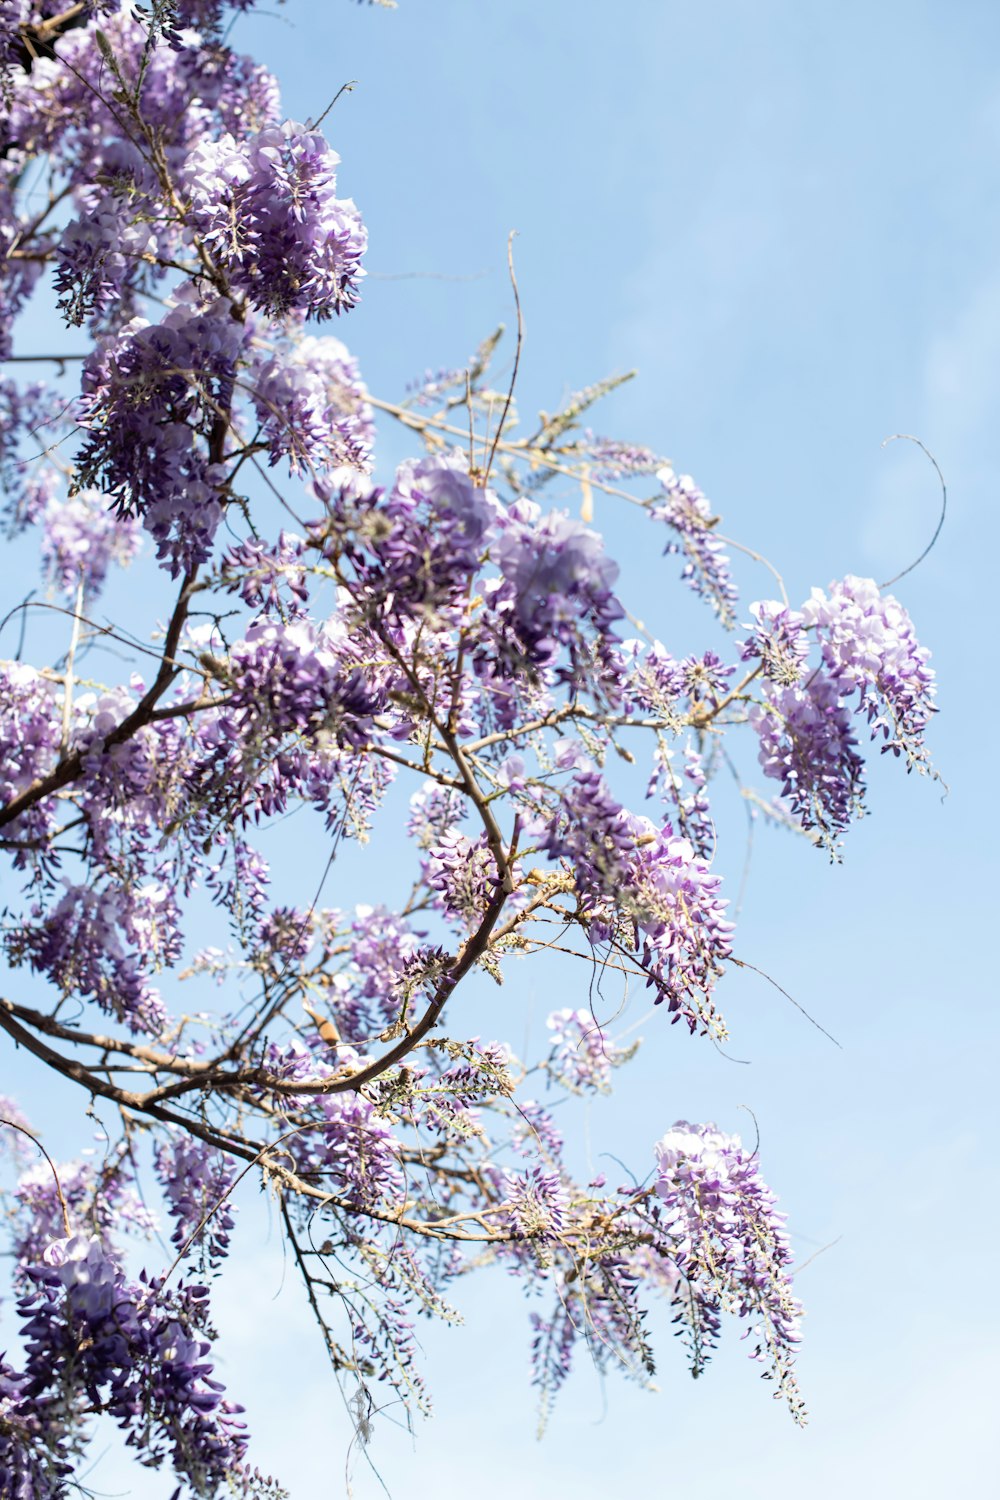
[879, 434, 948, 588]
[483, 232, 523, 486]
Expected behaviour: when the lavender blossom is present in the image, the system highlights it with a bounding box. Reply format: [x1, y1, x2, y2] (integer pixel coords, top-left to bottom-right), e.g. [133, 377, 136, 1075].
[545, 1008, 631, 1094]
[739, 599, 809, 685]
[489, 499, 624, 669]
[40, 487, 141, 599]
[653, 1122, 805, 1419]
[185, 120, 367, 319]
[750, 673, 866, 855]
[802, 574, 937, 770]
[651, 466, 738, 627]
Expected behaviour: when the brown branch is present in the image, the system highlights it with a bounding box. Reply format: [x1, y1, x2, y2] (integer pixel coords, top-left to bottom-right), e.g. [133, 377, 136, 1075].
[0, 569, 199, 830]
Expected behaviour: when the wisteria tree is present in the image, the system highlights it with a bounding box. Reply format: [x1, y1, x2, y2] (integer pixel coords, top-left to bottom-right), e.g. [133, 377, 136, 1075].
[0, 2, 943, 1495]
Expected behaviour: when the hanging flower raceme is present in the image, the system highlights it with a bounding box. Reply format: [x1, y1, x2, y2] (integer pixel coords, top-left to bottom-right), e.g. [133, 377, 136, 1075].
[316, 451, 500, 627]
[750, 673, 866, 856]
[184, 119, 367, 320]
[543, 770, 734, 1033]
[11, 880, 171, 1034]
[739, 599, 810, 685]
[545, 1007, 634, 1094]
[54, 200, 156, 328]
[802, 574, 937, 770]
[221, 528, 309, 615]
[487, 499, 624, 671]
[0, 661, 62, 853]
[40, 487, 141, 599]
[75, 291, 245, 573]
[227, 616, 387, 746]
[651, 1122, 805, 1420]
[15, 1235, 252, 1495]
[651, 466, 738, 627]
[155, 1135, 237, 1273]
[249, 334, 374, 477]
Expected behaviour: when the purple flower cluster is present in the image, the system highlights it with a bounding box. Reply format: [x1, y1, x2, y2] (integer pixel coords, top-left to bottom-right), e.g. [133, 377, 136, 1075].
[39, 487, 141, 599]
[54, 203, 155, 328]
[13, 1152, 157, 1271]
[185, 120, 367, 319]
[15, 1235, 251, 1494]
[587, 435, 665, 480]
[651, 466, 738, 627]
[750, 674, 866, 855]
[628, 829, 734, 1030]
[488, 499, 623, 669]
[647, 741, 715, 860]
[250, 334, 373, 477]
[155, 1134, 237, 1272]
[739, 599, 809, 685]
[317, 452, 499, 628]
[545, 1007, 630, 1094]
[340, 903, 423, 1040]
[502, 1164, 567, 1242]
[222, 528, 309, 614]
[542, 768, 637, 909]
[13, 881, 170, 1034]
[803, 574, 937, 770]
[511, 1100, 564, 1160]
[294, 1095, 404, 1210]
[543, 770, 733, 1030]
[0, 378, 64, 517]
[228, 617, 386, 745]
[423, 831, 498, 927]
[406, 778, 466, 849]
[0, 662, 62, 852]
[653, 1122, 804, 1417]
[76, 291, 244, 572]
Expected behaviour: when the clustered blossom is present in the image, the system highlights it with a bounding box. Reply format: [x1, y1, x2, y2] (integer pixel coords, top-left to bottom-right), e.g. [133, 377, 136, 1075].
[653, 1122, 805, 1417]
[339, 903, 424, 1040]
[544, 771, 734, 1031]
[647, 740, 715, 860]
[185, 121, 367, 319]
[155, 1135, 237, 1272]
[587, 434, 665, 480]
[750, 674, 866, 856]
[423, 830, 498, 927]
[293, 1095, 404, 1211]
[651, 466, 738, 627]
[12, 1152, 157, 1268]
[503, 1165, 567, 1243]
[13, 1235, 251, 1494]
[13, 880, 170, 1034]
[39, 487, 141, 598]
[228, 616, 386, 744]
[803, 574, 937, 770]
[0, 661, 62, 852]
[76, 291, 244, 572]
[628, 828, 735, 1031]
[739, 599, 809, 685]
[250, 335, 373, 477]
[488, 499, 624, 670]
[545, 1008, 631, 1094]
[314, 453, 500, 633]
[511, 1101, 564, 1160]
[406, 779, 466, 849]
[0, 378, 64, 516]
[54, 203, 155, 327]
[222, 529, 309, 614]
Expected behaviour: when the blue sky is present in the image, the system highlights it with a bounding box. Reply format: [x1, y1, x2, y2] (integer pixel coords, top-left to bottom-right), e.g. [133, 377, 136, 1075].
[7, 1, 1000, 1495]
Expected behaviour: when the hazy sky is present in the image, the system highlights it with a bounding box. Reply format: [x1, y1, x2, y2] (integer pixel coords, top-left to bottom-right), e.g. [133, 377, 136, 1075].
[8, 2, 1000, 1495]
